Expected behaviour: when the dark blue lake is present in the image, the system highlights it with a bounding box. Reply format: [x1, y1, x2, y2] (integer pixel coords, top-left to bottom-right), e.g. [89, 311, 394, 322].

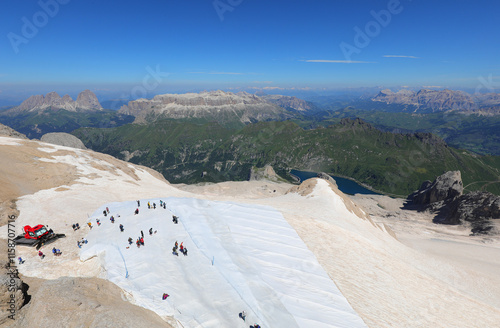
[290, 170, 381, 195]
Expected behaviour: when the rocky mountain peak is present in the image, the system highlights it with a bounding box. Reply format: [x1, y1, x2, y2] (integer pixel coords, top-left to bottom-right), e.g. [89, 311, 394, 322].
[5, 90, 102, 115]
[76, 89, 102, 110]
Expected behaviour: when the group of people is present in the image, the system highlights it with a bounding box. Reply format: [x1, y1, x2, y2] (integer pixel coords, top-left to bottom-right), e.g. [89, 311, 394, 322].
[52, 247, 62, 256]
[77, 238, 88, 248]
[172, 241, 187, 256]
[72, 223, 80, 231]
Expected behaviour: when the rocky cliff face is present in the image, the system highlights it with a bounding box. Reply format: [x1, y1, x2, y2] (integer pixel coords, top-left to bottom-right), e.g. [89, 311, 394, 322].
[443, 191, 500, 234]
[408, 171, 499, 235]
[4, 90, 102, 115]
[372, 89, 480, 112]
[118, 90, 290, 124]
[409, 171, 463, 206]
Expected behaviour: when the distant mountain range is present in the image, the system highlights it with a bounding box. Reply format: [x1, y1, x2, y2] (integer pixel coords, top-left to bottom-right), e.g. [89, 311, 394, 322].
[0, 90, 132, 139]
[0, 89, 102, 116]
[372, 89, 500, 113]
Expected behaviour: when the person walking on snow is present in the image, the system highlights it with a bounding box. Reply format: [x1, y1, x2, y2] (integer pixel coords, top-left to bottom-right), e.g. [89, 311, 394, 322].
[119, 224, 124, 232]
[149, 228, 153, 235]
[137, 200, 140, 207]
[239, 311, 246, 321]
[96, 219, 101, 226]
[87, 222, 92, 229]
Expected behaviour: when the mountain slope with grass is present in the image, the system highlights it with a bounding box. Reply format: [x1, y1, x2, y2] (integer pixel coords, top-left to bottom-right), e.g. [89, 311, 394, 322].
[73, 118, 500, 196]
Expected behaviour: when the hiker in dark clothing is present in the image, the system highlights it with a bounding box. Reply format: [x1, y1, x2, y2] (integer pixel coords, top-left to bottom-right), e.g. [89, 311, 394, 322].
[141, 230, 144, 238]
[149, 228, 153, 235]
[103, 210, 107, 217]
[128, 237, 133, 245]
[135, 208, 139, 215]
[162, 293, 169, 300]
[137, 200, 140, 207]
[119, 224, 124, 232]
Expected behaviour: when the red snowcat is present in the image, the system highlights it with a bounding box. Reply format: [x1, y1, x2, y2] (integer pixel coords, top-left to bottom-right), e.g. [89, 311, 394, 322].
[14, 225, 65, 250]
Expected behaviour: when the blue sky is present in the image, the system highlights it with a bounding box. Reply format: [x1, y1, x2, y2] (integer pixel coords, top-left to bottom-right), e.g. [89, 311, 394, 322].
[1, 0, 499, 102]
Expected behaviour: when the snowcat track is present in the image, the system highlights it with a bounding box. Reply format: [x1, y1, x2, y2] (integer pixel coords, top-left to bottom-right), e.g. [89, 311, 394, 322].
[35, 233, 66, 250]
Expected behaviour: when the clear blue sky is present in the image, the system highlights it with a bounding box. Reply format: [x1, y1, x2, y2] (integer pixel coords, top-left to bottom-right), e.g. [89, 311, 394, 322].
[1, 0, 499, 101]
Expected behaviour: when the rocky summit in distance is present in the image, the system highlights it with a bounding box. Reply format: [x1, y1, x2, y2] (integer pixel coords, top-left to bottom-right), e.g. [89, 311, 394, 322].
[117, 90, 292, 125]
[1, 90, 103, 116]
[372, 89, 476, 112]
[372, 88, 500, 114]
[407, 171, 500, 235]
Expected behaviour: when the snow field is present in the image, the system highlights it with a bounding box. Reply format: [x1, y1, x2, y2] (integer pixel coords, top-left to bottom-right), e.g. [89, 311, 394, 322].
[80, 197, 366, 328]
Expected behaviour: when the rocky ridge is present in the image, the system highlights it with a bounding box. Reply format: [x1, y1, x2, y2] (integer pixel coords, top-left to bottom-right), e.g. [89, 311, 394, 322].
[2, 90, 102, 115]
[373, 89, 500, 113]
[117, 90, 291, 124]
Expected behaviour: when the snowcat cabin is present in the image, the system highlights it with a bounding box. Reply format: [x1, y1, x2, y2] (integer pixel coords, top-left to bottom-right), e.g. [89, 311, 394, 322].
[23, 225, 49, 240]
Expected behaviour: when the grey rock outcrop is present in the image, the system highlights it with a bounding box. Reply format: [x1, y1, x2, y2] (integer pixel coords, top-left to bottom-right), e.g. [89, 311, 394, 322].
[443, 191, 500, 235]
[249, 165, 285, 182]
[0, 124, 27, 139]
[0, 261, 25, 325]
[40, 133, 87, 150]
[408, 171, 500, 235]
[409, 171, 463, 206]
[317, 172, 338, 188]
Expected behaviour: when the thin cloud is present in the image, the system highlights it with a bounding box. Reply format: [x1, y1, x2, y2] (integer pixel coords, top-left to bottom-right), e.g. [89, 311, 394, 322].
[188, 71, 244, 75]
[302, 59, 375, 64]
[383, 55, 420, 59]
[252, 81, 273, 84]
